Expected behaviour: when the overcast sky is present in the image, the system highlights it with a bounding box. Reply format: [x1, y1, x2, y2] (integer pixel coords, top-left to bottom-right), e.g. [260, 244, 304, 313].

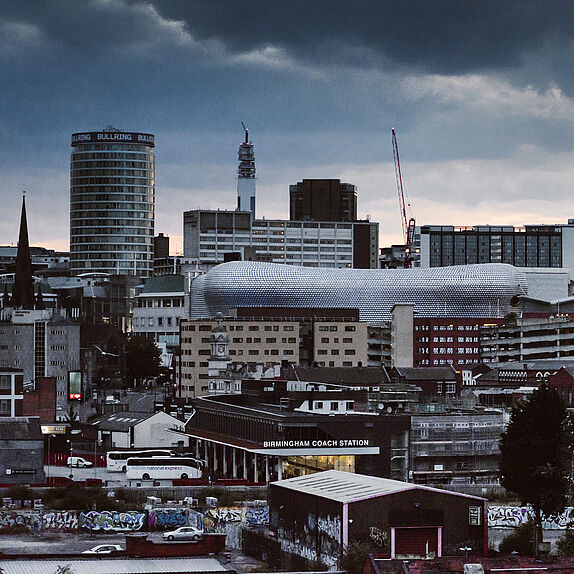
[3, 0, 574, 253]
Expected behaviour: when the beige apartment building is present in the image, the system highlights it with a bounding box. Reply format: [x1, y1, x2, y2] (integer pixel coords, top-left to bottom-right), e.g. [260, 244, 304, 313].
[312, 321, 368, 367]
[179, 319, 300, 398]
[179, 316, 369, 399]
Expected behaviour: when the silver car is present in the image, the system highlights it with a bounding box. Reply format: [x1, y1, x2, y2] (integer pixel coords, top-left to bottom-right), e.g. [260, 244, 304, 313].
[82, 544, 123, 554]
[162, 526, 203, 541]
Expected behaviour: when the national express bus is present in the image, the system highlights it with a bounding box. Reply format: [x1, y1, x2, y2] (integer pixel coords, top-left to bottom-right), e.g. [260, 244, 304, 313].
[106, 450, 174, 472]
[125, 457, 204, 481]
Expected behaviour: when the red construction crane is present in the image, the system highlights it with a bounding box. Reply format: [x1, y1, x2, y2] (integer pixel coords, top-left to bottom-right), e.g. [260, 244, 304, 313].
[392, 127, 416, 268]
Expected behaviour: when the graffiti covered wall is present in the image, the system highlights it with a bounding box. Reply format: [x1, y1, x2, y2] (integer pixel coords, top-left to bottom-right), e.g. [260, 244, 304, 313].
[148, 508, 188, 530]
[0, 510, 42, 532]
[79, 510, 146, 532]
[488, 506, 574, 529]
[245, 505, 269, 527]
[42, 510, 78, 531]
[0, 502, 268, 540]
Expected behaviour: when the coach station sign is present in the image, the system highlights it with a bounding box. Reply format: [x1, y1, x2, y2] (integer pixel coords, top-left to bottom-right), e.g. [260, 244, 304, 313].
[72, 132, 155, 146]
[254, 438, 379, 456]
[263, 439, 371, 448]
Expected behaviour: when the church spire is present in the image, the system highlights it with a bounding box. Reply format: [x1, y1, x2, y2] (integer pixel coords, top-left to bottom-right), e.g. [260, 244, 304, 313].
[11, 193, 35, 310]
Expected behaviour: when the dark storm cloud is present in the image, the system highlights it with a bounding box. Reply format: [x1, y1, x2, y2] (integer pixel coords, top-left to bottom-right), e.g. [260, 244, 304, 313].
[150, 0, 573, 74]
[4, 0, 574, 74]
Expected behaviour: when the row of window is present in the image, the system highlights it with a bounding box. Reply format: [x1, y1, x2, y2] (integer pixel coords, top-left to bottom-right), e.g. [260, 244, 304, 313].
[72, 152, 150, 161]
[137, 298, 184, 308]
[71, 168, 151, 178]
[71, 160, 150, 169]
[134, 317, 179, 327]
[71, 177, 152, 186]
[419, 336, 480, 343]
[417, 347, 479, 354]
[417, 358, 477, 366]
[415, 325, 482, 332]
[252, 221, 353, 230]
[72, 192, 151, 202]
[70, 244, 152, 252]
[72, 202, 152, 212]
[316, 349, 356, 355]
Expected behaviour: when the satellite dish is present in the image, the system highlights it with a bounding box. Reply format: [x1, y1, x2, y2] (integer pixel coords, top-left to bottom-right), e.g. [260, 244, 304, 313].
[378, 403, 384, 410]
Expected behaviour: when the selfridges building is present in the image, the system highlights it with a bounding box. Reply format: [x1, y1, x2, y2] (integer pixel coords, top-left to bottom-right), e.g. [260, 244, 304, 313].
[190, 261, 527, 321]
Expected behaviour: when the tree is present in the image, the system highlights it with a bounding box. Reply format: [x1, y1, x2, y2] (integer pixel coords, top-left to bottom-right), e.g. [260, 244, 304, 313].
[125, 336, 162, 387]
[499, 521, 536, 556]
[499, 383, 571, 553]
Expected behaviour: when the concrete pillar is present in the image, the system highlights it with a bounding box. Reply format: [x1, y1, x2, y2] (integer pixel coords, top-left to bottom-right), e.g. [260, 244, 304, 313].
[204, 441, 209, 469]
[232, 449, 238, 478]
[253, 454, 258, 483]
[213, 443, 218, 473]
[243, 450, 247, 479]
[265, 456, 270, 483]
[222, 446, 227, 477]
[277, 456, 283, 480]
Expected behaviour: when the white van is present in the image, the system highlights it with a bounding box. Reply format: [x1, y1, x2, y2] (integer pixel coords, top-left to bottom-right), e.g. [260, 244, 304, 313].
[67, 456, 93, 468]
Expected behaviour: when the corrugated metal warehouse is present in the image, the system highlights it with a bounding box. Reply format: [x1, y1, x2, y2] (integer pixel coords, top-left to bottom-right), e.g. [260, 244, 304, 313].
[268, 470, 487, 565]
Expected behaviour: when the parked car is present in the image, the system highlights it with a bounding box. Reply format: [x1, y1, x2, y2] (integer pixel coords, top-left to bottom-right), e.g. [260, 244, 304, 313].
[162, 526, 203, 541]
[82, 544, 123, 554]
[67, 456, 93, 468]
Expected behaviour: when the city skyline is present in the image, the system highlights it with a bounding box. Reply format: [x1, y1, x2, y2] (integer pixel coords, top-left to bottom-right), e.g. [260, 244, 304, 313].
[3, 1, 574, 253]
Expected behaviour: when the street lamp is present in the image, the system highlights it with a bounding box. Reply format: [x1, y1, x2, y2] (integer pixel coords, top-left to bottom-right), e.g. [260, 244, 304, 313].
[68, 439, 74, 480]
[94, 439, 102, 479]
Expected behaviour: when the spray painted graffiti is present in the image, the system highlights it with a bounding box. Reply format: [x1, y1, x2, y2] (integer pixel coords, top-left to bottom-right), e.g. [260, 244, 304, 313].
[488, 506, 528, 528]
[280, 538, 337, 568]
[79, 511, 146, 532]
[188, 509, 205, 531]
[203, 508, 244, 550]
[0, 511, 42, 532]
[317, 515, 341, 541]
[245, 506, 269, 526]
[204, 507, 243, 532]
[42, 511, 78, 531]
[280, 539, 318, 563]
[206, 507, 243, 522]
[488, 506, 574, 530]
[369, 526, 389, 548]
[149, 508, 187, 530]
[317, 515, 342, 558]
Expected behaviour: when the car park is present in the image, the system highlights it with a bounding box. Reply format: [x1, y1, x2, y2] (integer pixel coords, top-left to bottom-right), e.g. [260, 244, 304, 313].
[82, 544, 123, 554]
[162, 526, 203, 541]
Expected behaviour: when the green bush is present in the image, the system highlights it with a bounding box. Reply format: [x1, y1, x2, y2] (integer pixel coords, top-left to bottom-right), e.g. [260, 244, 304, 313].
[42, 486, 137, 511]
[557, 528, 574, 556]
[5, 485, 36, 501]
[339, 541, 373, 574]
[499, 521, 536, 556]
